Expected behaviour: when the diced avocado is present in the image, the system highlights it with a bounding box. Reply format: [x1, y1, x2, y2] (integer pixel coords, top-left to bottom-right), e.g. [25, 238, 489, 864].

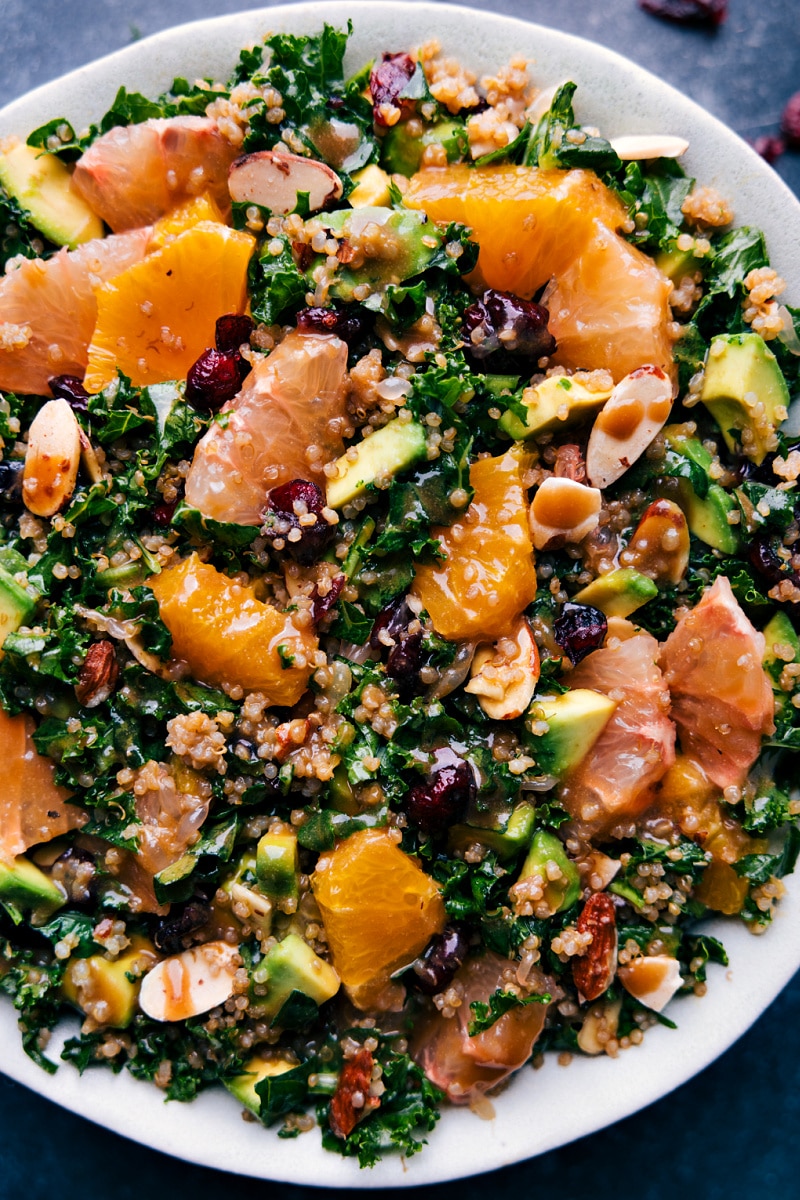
[381, 119, 467, 177]
[762, 611, 799, 703]
[517, 829, 581, 913]
[328, 763, 359, 814]
[254, 933, 340, 1024]
[483, 374, 521, 399]
[654, 242, 704, 284]
[0, 140, 103, 248]
[499, 374, 613, 441]
[526, 689, 617, 778]
[256, 831, 299, 903]
[326, 418, 427, 509]
[224, 1053, 298, 1116]
[61, 937, 156, 1028]
[700, 333, 790, 465]
[0, 562, 37, 650]
[348, 164, 392, 208]
[448, 801, 536, 861]
[662, 425, 739, 553]
[0, 854, 64, 922]
[572, 568, 658, 618]
[316, 206, 443, 300]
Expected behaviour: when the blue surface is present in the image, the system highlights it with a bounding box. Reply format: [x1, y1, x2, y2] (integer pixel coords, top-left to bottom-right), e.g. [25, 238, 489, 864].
[0, 1, 799, 1195]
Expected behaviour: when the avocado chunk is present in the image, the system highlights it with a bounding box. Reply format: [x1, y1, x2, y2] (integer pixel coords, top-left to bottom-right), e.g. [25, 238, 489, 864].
[572, 568, 658, 618]
[0, 562, 37, 650]
[448, 800, 536, 861]
[326, 418, 427, 509]
[0, 854, 64, 922]
[700, 333, 790, 465]
[254, 933, 340, 1025]
[654, 241, 704, 284]
[256, 831, 299, 903]
[499, 374, 613, 441]
[381, 119, 467, 177]
[517, 829, 581, 913]
[526, 689, 617, 778]
[0, 140, 102, 248]
[762, 611, 799, 705]
[662, 425, 739, 553]
[224, 1053, 299, 1116]
[348, 164, 392, 208]
[313, 206, 444, 301]
[61, 938, 157, 1028]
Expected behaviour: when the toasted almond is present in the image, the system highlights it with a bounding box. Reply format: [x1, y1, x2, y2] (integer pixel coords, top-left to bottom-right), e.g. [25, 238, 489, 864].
[618, 954, 683, 1012]
[620, 497, 690, 586]
[609, 134, 689, 161]
[586, 365, 673, 489]
[138, 940, 239, 1022]
[582, 849, 622, 891]
[229, 150, 343, 214]
[465, 616, 540, 720]
[577, 996, 622, 1055]
[22, 398, 81, 517]
[529, 476, 602, 551]
[573, 892, 618, 1003]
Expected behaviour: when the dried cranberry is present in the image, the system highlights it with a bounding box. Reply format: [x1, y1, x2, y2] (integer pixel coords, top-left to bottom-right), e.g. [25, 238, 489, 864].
[154, 900, 211, 955]
[311, 573, 345, 623]
[753, 135, 786, 165]
[186, 348, 242, 411]
[263, 478, 334, 564]
[297, 305, 367, 348]
[0, 459, 24, 506]
[781, 92, 800, 149]
[49, 374, 90, 413]
[370, 597, 423, 698]
[748, 534, 800, 588]
[412, 924, 469, 994]
[553, 601, 608, 665]
[462, 289, 556, 365]
[153, 499, 177, 527]
[370, 595, 413, 650]
[215, 313, 254, 355]
[638, 0, 727, 24]
[405, 746, 476, 836]
[370, 52, 417, 126]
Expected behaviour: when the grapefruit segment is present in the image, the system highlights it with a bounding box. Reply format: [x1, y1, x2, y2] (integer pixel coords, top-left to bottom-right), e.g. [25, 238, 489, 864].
[0, 708, 86, 859]
[660, 575, 774, 789]
[83, 221, 255, 392]
[560, 631, 676, 832]
[71, 116, 238, 233]
[0, 228, 150, 395]
[184, 330, 350, 526]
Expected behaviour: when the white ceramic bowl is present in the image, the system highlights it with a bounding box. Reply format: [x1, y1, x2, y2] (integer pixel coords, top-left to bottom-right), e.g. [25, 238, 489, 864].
[1, 2, 799, 1187]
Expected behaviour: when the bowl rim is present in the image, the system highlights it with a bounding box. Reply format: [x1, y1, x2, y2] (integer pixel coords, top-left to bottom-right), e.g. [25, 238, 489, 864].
[1, 2, 799, 1188]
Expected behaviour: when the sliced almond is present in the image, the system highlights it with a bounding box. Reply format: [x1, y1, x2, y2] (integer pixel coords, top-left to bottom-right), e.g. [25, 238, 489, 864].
[529, 476, 602, 551]
[22, 397, 81, 517]
[138, 939, 239, 1022]
[228, 150, 343, 214]
[577, 996, 622, 1055]
[618, 954, 683, 1012]
[79, 428, 105, 485]
[610, 134, 689, 161]
[620, 497, 690, 586]
[465, 616, 540, 720]
[586, 365, 673, 490]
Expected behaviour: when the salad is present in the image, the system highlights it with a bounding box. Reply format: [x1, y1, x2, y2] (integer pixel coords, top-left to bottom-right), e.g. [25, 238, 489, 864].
[0, 19, 798, 1169]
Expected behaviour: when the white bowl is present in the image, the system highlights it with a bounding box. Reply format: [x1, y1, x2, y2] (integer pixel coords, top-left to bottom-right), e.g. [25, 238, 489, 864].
[1, 2, 798, 1187]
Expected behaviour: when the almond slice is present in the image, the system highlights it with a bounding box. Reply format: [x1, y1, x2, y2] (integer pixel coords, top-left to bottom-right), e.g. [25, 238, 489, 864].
[464, 615, 540, 720]
[228, 150, 343, 214]
[528, 476, 602, 551]
[618, 954, 683, 1012]
[620, 497, 690, 586]
[22, 397, 82, 517]
[609, 135, 689, 161]
[586, 365, 673, 490]
[138, 940, 239, 1022]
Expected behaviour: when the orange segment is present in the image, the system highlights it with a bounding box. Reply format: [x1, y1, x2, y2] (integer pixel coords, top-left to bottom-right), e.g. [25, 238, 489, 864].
[84, 221, 255, 392]
[412, 448, 537, 641]
[544, 219, 675, 381]
[404, 164, 627, 298]
[149, 193, 225, 247]
[149, 553, 317, 704]
[0, 708, 86, 859]
[312, 828, 445, 1000]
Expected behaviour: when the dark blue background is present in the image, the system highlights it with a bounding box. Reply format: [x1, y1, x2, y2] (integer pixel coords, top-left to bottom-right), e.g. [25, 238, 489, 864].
[0, 1, 798, 1196]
